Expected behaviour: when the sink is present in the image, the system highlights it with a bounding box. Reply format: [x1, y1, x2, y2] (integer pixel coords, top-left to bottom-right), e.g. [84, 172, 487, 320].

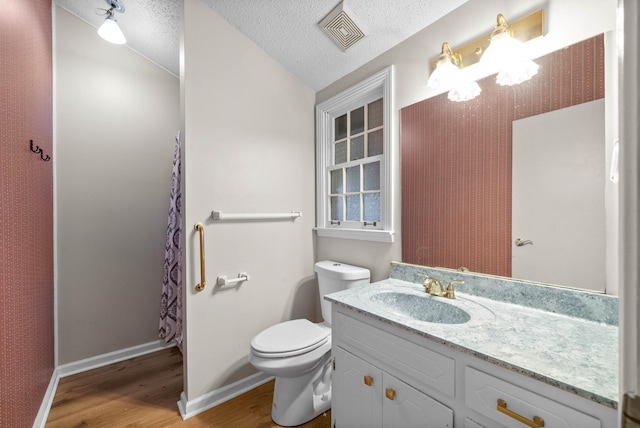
[370, 291, 471, 324]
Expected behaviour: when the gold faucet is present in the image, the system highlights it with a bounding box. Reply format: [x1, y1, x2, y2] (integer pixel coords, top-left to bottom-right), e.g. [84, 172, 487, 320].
[419, 274, 464, 299]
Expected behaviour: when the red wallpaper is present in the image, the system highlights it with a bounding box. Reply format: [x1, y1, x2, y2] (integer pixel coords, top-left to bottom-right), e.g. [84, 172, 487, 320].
[401, 35, 605, 277]
[0, 0, 54, 426]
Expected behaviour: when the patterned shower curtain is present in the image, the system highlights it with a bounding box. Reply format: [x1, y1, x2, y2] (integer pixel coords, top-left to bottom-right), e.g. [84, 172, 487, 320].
[159, 132, 183, 345]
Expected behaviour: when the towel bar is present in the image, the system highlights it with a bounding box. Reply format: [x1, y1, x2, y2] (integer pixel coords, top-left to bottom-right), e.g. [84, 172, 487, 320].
[211, 210, 301, 221]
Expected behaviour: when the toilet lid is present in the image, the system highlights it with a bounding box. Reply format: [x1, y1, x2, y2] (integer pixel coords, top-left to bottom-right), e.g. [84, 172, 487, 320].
[251, 319, 330, 357]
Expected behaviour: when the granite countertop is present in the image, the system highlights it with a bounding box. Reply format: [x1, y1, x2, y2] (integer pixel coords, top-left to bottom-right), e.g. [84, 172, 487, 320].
[326, 276, 619, 409]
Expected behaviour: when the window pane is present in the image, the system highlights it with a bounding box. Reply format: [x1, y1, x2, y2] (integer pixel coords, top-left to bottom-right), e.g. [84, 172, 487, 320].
[346, 195, 361, 221]
[350, 107, 364, 135]
[330, 196, 343, 221]
[368, 98, 383, 129]
[368, 129, 383, 156]
[335, 114, 347, 140]
[335, 141, 347, 164]
[346, 166, 360, 193]
[364, 193, 380, 222]
[350, 135, 364, 161]
[363, 161, 380, 191]
[330, 169, 343, 194]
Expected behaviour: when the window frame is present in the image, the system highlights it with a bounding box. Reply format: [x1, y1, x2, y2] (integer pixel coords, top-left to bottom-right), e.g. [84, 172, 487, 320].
[315, 66, 394, 243]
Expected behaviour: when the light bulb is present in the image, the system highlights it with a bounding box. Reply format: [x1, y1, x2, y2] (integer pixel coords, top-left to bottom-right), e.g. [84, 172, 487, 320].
[428, 57, 463, 89]
[448, 81, 482, 102]
[98, 16, 126, 44]
[480, 15, 539, 86]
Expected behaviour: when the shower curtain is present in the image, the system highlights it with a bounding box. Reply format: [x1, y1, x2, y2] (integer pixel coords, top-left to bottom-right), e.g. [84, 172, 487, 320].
[159, 132, 183, 345]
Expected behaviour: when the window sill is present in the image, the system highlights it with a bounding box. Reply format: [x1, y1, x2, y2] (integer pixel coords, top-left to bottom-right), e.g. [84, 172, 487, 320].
[315, 227, 394, 243]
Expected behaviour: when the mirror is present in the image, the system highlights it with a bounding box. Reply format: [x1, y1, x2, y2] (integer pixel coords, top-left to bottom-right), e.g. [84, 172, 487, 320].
[400, 34, 614, 292]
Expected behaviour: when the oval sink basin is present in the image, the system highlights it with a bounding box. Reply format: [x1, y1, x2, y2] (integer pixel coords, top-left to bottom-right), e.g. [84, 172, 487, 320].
[370, 292, 471, 324]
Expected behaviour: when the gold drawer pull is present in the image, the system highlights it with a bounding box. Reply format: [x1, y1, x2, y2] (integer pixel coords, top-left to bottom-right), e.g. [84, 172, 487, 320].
[497, 399, 545, 428]
[385, 388, 396, 401]
[363, 375, 373, 387]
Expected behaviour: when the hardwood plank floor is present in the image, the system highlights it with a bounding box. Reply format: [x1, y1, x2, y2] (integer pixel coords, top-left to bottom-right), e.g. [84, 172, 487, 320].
[46, 347, 331, 427]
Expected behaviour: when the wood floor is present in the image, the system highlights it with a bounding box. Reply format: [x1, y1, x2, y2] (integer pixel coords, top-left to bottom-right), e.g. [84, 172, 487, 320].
[45, 347, 331, 427]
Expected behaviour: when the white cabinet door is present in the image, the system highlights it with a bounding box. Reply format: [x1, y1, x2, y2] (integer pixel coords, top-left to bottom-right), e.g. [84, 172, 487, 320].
[333, 346, 383, 428]
[464, 418, 486, 428]
[382, 372, 453, 428]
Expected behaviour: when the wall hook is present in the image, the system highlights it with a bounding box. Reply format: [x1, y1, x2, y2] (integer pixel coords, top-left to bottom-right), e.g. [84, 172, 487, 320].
[29, 139, 51, 162]
[29, 139, 41, 154]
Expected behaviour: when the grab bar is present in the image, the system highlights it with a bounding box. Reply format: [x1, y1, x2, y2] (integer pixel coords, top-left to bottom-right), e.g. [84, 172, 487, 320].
[194, 223, 206, 292]
[211, 210, 301, 221]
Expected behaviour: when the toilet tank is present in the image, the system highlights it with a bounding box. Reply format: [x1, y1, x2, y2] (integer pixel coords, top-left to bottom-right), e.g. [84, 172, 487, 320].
[315, 260, 370, 325]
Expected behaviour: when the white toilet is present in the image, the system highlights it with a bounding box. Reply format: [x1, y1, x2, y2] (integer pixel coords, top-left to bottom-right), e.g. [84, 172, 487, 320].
[249, 260, 370, 426]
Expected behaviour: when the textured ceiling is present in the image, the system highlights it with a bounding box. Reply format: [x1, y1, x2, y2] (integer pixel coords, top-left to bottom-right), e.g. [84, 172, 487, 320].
[54, 0, 469, 91]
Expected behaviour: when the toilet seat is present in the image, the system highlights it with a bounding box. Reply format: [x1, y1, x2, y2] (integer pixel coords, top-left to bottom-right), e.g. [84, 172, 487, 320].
[251, 319, 330, 358]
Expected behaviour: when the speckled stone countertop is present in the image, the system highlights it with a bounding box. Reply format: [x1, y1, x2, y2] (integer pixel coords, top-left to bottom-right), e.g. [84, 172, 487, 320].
[325, 262, 619, 409]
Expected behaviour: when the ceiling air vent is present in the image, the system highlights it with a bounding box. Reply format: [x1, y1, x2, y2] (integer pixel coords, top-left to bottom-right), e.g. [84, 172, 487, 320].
[319, 2, 368, 51]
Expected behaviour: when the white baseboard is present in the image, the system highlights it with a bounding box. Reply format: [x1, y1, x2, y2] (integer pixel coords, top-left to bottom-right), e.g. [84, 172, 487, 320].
[178, 372, 273, 420]
[32, 368, 60, 428]
[33, 339, 175, 428]
[57, 339, 175, 378]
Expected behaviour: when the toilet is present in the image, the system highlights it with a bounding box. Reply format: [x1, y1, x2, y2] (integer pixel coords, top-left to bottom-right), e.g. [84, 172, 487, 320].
[249, 260, 370, 426]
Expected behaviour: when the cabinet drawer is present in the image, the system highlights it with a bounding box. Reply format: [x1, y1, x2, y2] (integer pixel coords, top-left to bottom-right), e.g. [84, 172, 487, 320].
[465, 367, 600, 428]
[334, 310, 455, 397]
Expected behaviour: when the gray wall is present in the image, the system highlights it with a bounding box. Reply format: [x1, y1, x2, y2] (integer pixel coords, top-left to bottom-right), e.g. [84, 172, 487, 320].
[55, 6, 180, 364]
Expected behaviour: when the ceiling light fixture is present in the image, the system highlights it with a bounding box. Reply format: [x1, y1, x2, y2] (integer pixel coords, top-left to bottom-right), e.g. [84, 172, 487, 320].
[480, 13, 539, 86]
[97, 0, 126, 45]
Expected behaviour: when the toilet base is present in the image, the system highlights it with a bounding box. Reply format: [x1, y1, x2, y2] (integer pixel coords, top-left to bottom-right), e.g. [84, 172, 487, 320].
[271, 354, 332, 426]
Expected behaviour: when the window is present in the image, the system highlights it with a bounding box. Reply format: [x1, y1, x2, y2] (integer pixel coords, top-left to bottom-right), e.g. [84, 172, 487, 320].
[315, 66, 394, 242]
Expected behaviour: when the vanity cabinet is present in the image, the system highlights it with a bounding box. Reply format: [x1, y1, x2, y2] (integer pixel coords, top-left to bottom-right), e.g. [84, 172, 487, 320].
[333, 346, 453, 428]
[332, 307, 455, 428]
[331, 304, 617, 428]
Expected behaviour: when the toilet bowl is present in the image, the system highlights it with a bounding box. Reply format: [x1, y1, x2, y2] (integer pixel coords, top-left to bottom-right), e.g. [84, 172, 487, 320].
[249, 261, 370, 426]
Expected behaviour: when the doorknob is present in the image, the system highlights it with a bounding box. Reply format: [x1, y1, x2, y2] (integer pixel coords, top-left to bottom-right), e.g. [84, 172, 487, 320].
[515, 238, 533, 247]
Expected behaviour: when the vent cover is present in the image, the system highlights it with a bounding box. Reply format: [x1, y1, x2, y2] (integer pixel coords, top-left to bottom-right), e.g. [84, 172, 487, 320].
[319, 2, 368, 51]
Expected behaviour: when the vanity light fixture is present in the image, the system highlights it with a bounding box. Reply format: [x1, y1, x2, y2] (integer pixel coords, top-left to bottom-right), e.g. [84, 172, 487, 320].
[97, 0, 126, 45]
[480, 13, 539, 86]
[427, 42, 482, 102]
[427, 42, 463, 89]
[426, 10, 544, 100]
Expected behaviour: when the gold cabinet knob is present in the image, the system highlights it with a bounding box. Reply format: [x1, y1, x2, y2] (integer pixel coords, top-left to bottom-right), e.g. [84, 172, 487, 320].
[385, 388, 396, 400]
[363, 375, 373, 387]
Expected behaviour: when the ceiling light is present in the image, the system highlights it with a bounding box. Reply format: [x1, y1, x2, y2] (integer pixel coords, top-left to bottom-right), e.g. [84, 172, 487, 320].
[97, 0, 126, 45]
[480, 14, 539, 86]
